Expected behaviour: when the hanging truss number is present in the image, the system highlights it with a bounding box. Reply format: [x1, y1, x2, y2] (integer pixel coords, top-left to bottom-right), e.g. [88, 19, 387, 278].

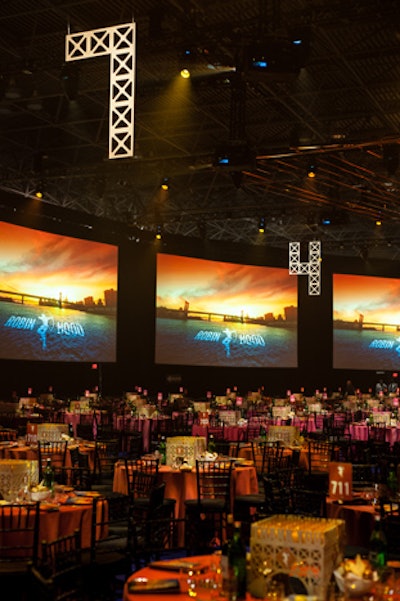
[65, 22, 136, 159]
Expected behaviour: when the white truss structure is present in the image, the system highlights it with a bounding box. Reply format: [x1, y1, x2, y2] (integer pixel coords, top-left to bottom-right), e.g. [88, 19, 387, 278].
[65, 22, 136, 159]
[289, 241, 321, 295]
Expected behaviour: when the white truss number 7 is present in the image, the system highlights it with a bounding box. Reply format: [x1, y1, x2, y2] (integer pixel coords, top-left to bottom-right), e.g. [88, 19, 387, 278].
[65, 22, 136, 159]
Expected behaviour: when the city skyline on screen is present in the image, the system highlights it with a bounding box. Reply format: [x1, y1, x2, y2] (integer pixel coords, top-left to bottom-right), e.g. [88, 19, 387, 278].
[0, 221, 118, 363]
[333, 273, 400, 370]
[155, 253, 298, 368]
[2, 221, 117, 304]
[156, 253, 296, 320]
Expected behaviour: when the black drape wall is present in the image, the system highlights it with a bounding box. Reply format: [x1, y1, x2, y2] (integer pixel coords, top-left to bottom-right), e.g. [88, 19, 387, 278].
[1, 194, 399, 400]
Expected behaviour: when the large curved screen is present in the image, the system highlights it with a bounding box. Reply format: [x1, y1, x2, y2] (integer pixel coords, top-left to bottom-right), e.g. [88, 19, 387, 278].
[0, 221, 118, 362]
[155, 253, 298, 368]
[333, 272, 400, 370]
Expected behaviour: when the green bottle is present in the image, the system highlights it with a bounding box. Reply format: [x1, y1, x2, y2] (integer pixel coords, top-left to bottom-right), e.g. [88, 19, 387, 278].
[368, 514, 387, 571]
[228, 521, 247, 600]
[43, 458, 55, 491]
[208, 434, 216, 454]
[158, 435, 166, 465]
[387, 464, 398, 497]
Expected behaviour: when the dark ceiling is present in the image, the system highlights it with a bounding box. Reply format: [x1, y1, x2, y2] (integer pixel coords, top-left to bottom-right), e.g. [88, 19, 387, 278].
[1, 0, 400, 261]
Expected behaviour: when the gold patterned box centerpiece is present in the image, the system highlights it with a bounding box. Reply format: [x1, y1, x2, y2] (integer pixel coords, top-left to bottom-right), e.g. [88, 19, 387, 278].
[0, 459, 39, 501]
[165, 436, 206, 468]
[249, 515, 346, 600]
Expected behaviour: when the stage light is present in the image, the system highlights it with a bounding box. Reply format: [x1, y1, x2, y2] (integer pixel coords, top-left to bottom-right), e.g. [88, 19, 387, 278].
[375, 217, 382, 226]
[161, 177, 169, 191]
[155, 225, 162, 240]
[180, 68, 191, 79]
[258, 217, 266, 233]
[34, 183, 44, 199]
[306, 163, 317, 178]
[213, 141, 255, 170]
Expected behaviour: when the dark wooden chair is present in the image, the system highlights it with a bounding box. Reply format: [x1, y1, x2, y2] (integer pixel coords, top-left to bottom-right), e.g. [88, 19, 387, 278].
[0, 501, 40, 597]
[30, 529, 89, 601]
[37, 441, 69, 482]
[184, 458, 233, 554]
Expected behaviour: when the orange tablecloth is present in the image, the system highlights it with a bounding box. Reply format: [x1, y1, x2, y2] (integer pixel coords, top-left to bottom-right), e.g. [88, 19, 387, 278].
[123, 553, 259, 601]
[327, 498, 376, 549]
[113, 463, 258, 520]
[38, 501, 94, 547]
[0, 441, 96, 470]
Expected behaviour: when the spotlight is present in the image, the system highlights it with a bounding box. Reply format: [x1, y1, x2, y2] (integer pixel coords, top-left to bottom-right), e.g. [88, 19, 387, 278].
[34, 183, 44, 199]
[155, 225, 162, 240]
[258, 217, 266, 233]
[180, 68, 191, 79]
[375, 217, 382, 226]
[161, 178, 169, 191]
[306, 163, 317, 178]
[213, 141, 255, 170]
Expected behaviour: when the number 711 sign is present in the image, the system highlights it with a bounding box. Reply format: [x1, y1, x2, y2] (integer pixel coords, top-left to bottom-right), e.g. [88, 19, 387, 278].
[329, 462, 353, 500]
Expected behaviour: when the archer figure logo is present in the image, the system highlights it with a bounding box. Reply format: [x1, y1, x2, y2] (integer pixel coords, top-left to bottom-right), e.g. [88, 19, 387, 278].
[37, 313, 50, 350]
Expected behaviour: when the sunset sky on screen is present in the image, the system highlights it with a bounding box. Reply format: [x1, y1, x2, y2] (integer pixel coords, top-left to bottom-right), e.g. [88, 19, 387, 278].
[156, 253, 297, 320]
[333, 273, 400, 325]
[0, 221, 118, 303]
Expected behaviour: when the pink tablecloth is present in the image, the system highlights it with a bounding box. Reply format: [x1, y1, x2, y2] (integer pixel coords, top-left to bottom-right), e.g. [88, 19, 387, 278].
[349, 424, 400, 446]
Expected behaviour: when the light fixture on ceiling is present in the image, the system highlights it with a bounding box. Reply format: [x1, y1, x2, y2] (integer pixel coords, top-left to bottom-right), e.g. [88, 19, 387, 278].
[33, 183, 44, 199]
[306, 163, 317, 178]
[161, 177, 169, 191]
[258, 217, 266, 233]
[180, 68, 191, 79]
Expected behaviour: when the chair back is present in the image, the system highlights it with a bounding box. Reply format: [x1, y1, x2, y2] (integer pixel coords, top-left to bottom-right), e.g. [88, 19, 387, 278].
[0, 429, 17, 441]
[30, 529, 84, 601]
[253, 441, 282, 477]
[38, 440, 68, 481]
[0, 501, 40, 563]
[93, 438, 120, 483]
[195, 459, 233, 508]
[90, 494, 130, 564]
[290, 487, 327, 517]
[124, 458, 159, 498]
[120, 432, 143, 459]
[306, 440, 334, 474]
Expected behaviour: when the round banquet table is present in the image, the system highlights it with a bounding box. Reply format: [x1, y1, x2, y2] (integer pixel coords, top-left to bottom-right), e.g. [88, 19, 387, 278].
[1, 492, 104, 555]
[348, 423, 400, 446]
[327, 497, 377, 550]
[0, 440, 96, 470]
[113, 463, 258, 522]
[123, 553, 260, 601]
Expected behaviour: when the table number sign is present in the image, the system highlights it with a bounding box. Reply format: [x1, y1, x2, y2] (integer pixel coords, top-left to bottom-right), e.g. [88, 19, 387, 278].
[26, 422, 38, 444]
[329, 461, 353, 500]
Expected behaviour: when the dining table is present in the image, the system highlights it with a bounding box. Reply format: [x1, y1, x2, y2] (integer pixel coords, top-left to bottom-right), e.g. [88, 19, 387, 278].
[122, 552, 262, 601]
[348, 423, 400, 446]
[0, 488, 106, 554]
[113, 460, 258, 546]
[0, 439, 96, 470]
[326, 489, 399, 551]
